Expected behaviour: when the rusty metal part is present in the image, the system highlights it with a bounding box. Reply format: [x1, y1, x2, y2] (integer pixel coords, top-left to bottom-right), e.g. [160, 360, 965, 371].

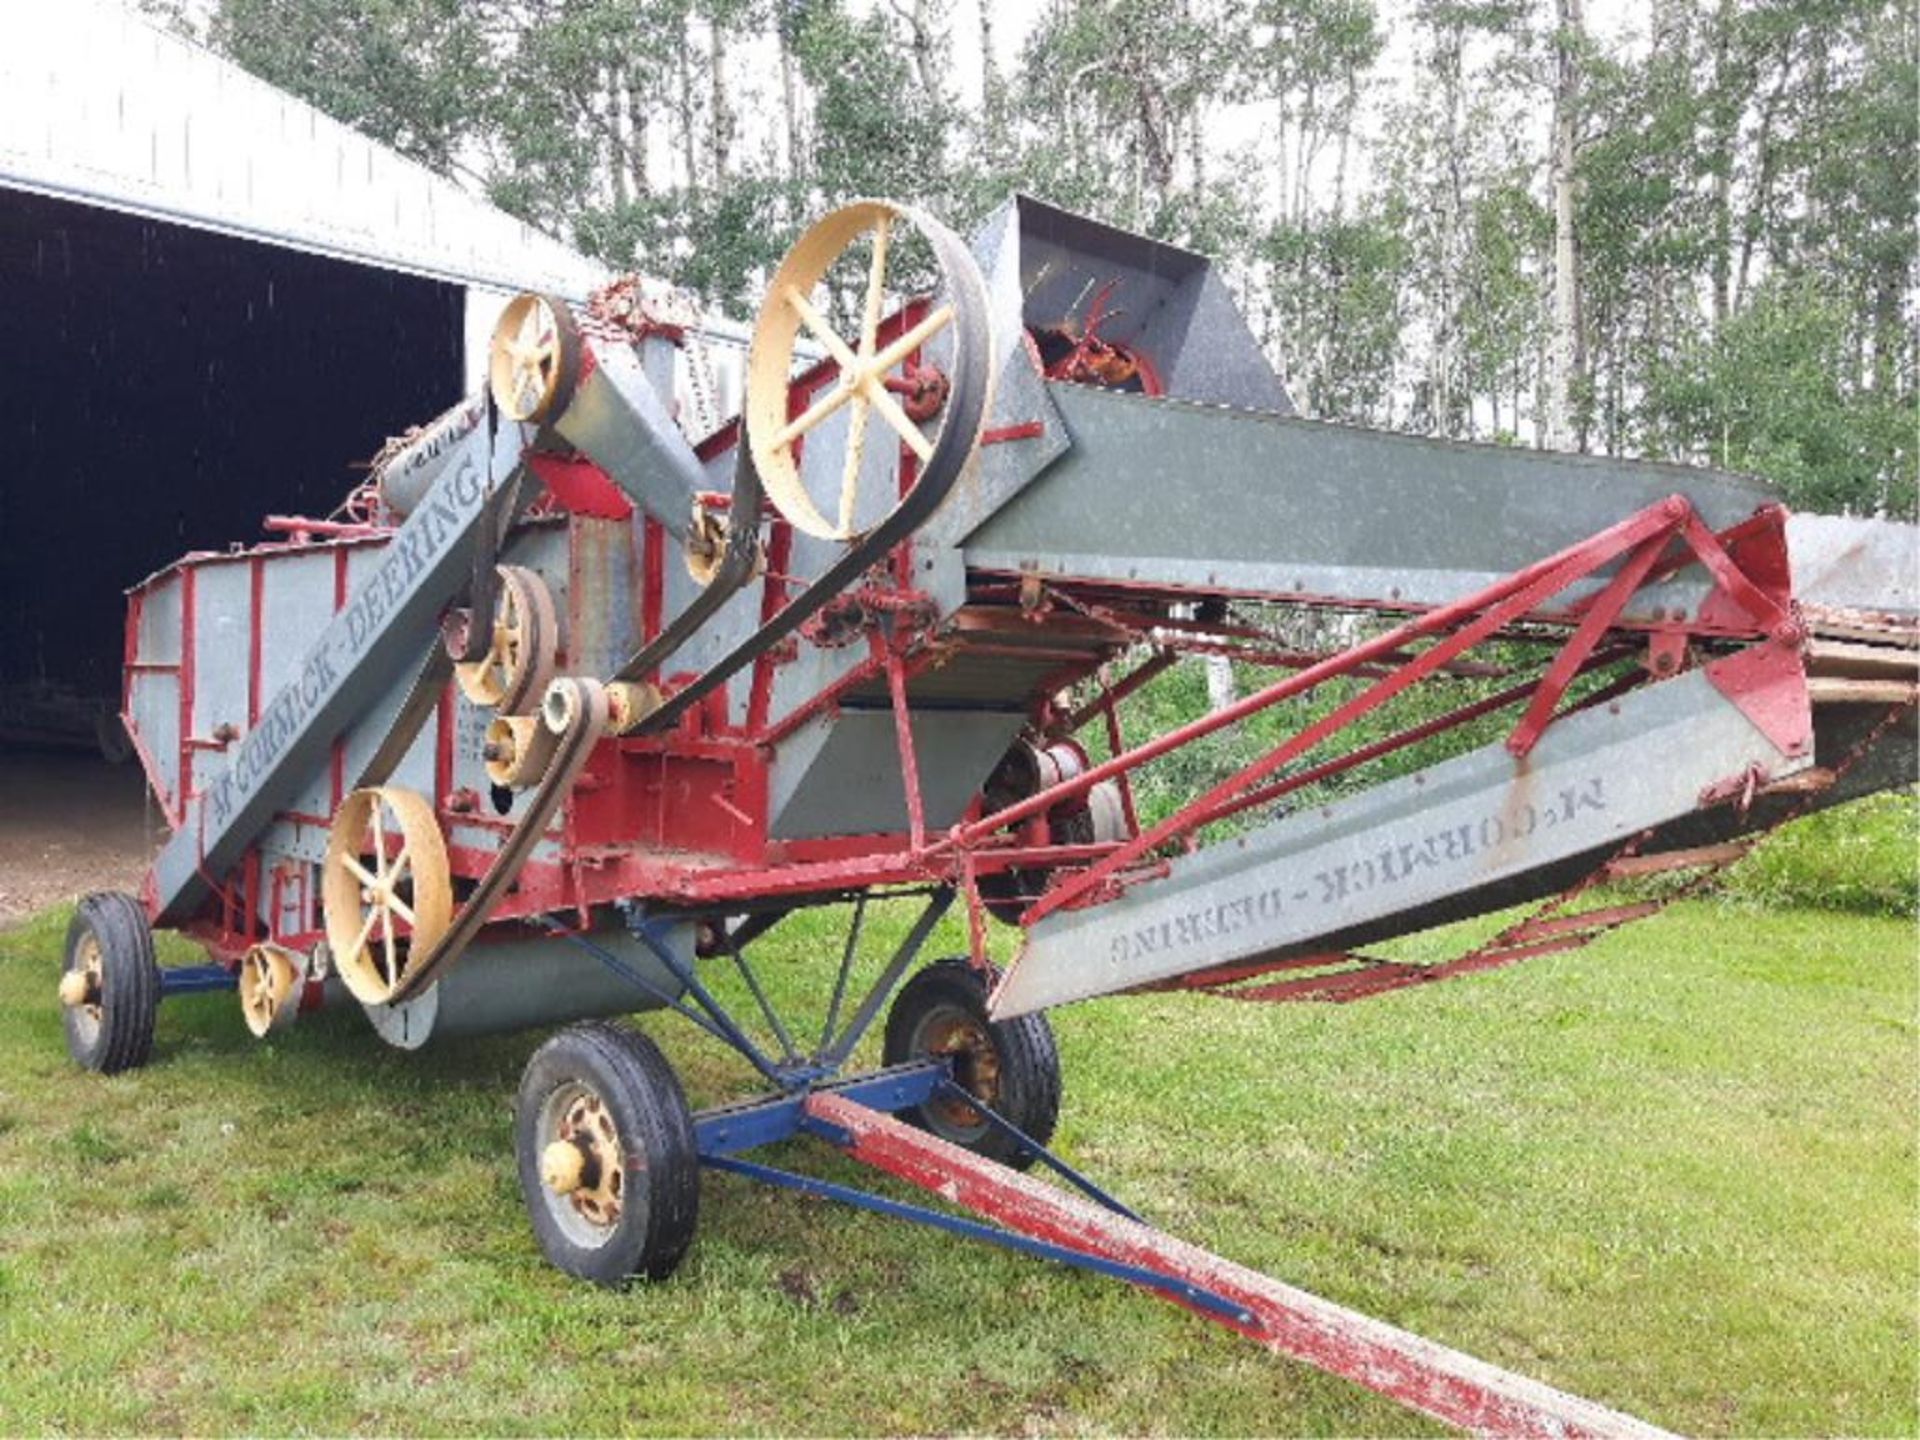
[534, 1078, 629, 1243]
[239, 942, 304, 1037]
[919, 1012, 1003, 1129]
[604, 680, 663, 735]
[488, 293, 582, 423]
[884, 364, 951, 422]
[584, 273, 699, 347]
[554, 1089, 625, 1227]
[455, 565, 560, 715]
[1808, 676, 1918, 706]
[321, 786, 454, 1006]
[1805, 637, 1920, 677]
[684, 506, 730, 586]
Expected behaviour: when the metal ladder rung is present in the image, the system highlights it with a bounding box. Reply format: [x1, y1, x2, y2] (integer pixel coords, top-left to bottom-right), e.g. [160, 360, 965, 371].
[1805, 638, 1920, 677]
[1808, 676, 1918, 706]
[1504, 900, 1664, 943]
[1603, 842, 1751, 879]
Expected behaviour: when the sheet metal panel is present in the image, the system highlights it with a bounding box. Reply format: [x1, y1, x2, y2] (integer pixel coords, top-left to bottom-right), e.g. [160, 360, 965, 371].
[991, 669, 1809, 1017]
[965, 384, 1780, 622]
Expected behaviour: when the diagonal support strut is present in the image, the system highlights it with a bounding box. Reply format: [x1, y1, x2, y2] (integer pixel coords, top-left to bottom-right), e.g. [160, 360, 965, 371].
[805, 1092, 1675, 1439]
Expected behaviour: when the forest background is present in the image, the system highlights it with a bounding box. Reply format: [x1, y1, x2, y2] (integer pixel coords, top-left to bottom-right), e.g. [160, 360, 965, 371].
[141, 0, 1915, 520]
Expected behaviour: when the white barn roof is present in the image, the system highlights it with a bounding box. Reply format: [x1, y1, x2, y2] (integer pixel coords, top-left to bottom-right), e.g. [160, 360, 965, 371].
[0, 0, 610, 300]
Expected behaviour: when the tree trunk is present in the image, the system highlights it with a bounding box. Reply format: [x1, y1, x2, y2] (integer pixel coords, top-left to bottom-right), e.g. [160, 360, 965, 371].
[1544, 0, 1585, 452]
[709, 16, 732, 185]
[978, 0, 1002, 137]
[1708, 0, 1736, 334]
[677, 18, 699, 193]
[779, 16, 802, 179]
[608, 63, 628, 208]
[1203, 654, 1237, 714]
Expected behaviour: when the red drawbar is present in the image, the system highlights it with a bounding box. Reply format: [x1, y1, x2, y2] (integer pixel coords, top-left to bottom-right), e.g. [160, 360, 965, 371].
[805, 1093, 1671, 1439]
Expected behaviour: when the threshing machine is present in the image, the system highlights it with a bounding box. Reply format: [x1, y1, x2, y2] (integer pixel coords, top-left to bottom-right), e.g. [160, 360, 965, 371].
[59, 196, 1917, 1435]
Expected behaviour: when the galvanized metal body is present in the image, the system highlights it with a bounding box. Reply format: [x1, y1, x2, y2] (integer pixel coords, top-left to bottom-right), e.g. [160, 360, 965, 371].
[106, 191, 1917, 1435]
[120, 189, 1914, 1025]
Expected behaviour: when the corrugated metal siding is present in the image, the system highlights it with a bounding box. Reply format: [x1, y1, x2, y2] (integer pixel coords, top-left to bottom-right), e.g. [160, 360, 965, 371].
[0, 0, 609, 299]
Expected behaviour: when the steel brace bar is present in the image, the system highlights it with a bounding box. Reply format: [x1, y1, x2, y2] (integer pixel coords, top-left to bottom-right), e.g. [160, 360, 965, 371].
[805, 1092, 1675, 1440]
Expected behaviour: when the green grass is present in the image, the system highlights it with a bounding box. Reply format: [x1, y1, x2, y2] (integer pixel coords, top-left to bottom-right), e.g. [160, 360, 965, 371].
[0, 896, 1913, 1435]
[1717, 790, 1919, 916]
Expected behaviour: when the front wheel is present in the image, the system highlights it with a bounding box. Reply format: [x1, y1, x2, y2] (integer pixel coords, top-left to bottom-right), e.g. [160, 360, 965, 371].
[59, 891, 160, 1074]
[515, 1022, 700, 1286]
[882, 959, 1061, 1169]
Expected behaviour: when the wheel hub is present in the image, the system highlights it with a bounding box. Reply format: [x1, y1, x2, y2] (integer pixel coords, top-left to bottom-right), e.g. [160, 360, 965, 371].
[59, 936, 104, 1016]
[922, 1013, 1002, 1129]
[551, 1090, 624, 1230]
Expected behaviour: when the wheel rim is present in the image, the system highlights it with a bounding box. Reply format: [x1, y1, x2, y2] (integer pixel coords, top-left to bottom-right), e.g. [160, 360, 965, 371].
[321, 786, 453, 1006]
[489, 294, 574, 423]
[535, 1080, 636, 1249]
[746, 200, 969, 542]
[239, 944, 301, 1038]
[910, 1004, 1002, 1141]
[62, 932, 105, 1047]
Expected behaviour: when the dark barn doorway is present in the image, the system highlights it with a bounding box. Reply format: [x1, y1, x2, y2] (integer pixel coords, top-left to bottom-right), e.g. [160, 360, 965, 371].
[0, 186, 464, 744]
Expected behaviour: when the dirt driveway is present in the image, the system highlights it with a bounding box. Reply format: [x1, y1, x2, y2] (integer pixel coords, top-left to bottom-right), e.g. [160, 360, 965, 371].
[0, 750, 164, 926]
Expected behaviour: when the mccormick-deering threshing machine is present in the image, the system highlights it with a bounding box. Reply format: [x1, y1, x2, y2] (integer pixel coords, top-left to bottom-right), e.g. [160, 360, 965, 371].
[58, 197, 1917, 1435]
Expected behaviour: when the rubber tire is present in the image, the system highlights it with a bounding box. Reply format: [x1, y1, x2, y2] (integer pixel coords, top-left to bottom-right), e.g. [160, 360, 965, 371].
[515, 1022, 700, 1286]
[882, 959, 1061, 1170]
[62, 891, 160, 1074]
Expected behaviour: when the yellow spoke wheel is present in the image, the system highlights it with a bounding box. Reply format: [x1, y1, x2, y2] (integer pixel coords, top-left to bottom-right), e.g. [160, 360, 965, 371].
[322, 786, 453, 1006]
[488, 293, 582, 424]
[238, 943, 304, 1038]
[455, 565, 559, 715]
[745, 198, 988, 542]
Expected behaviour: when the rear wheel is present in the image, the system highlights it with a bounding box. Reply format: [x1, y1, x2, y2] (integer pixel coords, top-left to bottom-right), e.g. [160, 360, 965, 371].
[882, 959, 1061, 1169]
[59, 891, 160, 1074]
[515, 1022, 700, 1285]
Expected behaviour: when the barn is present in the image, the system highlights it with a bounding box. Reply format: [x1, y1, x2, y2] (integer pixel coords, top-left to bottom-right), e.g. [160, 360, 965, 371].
[0, 1, 609, 755]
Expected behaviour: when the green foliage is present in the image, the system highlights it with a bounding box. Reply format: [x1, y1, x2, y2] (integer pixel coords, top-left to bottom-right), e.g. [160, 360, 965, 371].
[1719, 790, 1919, 916]
[1645, 276, 1918, 516]
[1263, 208, 1410, 422]
[160, 0, 1916, 515]
[794, 5, 950, 213]
[204, 0, 486, 173]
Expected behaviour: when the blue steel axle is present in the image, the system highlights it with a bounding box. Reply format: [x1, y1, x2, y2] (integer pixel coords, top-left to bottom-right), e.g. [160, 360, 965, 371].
[159, 964, 238, 997]
[692, 1058, 1253, 1328]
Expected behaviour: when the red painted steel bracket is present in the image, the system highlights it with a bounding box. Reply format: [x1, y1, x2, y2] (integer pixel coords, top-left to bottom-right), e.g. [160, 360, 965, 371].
[806, 1092, 1672, 1438]
[526, 450, 634, 520]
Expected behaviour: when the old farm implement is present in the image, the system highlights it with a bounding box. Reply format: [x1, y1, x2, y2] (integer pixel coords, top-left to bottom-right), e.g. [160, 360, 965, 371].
[61, 197, 1915, 1434]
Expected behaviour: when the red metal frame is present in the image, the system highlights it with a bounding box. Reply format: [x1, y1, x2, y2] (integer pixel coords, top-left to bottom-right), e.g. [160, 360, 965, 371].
[126, 292, 1802, 988]
[808, 1092, 1669, 1439]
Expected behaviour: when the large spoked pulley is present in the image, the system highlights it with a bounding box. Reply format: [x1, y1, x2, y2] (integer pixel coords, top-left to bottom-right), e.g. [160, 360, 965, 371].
[454, 564, 559, 714]
[59, 891, 160, 1074]
[488, 292, 582, 424]
[882, 959, 1061, 1170]
[745, 198, 993, 541]
[516, 1022, 701, 1285]
[322, 785, 453, 1006]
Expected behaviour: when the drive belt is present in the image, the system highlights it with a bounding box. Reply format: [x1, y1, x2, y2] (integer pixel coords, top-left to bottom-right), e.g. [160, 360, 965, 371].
[385, 677, 610, 1004]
